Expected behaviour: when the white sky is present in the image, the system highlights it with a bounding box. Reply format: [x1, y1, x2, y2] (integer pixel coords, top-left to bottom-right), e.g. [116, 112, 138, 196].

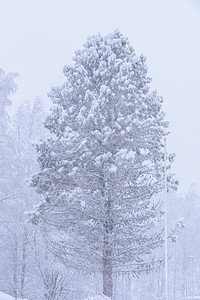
[0, 0, 200, 192]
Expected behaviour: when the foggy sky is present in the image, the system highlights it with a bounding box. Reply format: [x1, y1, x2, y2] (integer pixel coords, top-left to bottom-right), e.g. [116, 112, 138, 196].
[0, 0, 200, 192]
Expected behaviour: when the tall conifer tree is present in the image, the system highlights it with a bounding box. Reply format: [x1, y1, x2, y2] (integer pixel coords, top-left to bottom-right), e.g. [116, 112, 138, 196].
[32, 30, 177, 298]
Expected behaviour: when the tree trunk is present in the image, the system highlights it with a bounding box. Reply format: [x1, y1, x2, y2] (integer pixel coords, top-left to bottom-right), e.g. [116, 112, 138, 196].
[101, 173, 113, 299]
[20, 230, 27, 299]
[103, 197, 113, 299]
[103, 258, 113, 298]
[13, 229, 18, 299]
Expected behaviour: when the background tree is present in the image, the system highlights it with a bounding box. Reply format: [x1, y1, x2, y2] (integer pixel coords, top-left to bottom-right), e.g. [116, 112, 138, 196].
[31, 30, 177, 299]
[0, 98, 47, 299]
[0, 68, 18, 296]
[0, 68, 17, 205]
[0, 68, 17, 134]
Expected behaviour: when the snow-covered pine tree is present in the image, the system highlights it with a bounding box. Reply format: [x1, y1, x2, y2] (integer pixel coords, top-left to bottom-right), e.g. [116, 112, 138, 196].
[0, 68, 17, 134]
[31, 30, 177, 299]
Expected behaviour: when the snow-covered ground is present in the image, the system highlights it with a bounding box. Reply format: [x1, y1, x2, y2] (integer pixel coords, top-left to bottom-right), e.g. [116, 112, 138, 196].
[0, 292, 28, 300]
[0, 292, 14, 300]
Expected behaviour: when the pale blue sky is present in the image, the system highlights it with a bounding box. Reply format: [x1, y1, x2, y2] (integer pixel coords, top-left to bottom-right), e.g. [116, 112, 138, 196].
[0, 0, 200, 192]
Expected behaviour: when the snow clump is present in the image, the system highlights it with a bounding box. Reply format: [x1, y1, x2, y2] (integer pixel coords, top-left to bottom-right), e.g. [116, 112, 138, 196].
[82, 295, 111, 300]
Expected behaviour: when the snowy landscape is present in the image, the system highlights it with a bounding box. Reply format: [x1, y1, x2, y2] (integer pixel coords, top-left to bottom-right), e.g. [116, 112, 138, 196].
[0, 1, 200, 300]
